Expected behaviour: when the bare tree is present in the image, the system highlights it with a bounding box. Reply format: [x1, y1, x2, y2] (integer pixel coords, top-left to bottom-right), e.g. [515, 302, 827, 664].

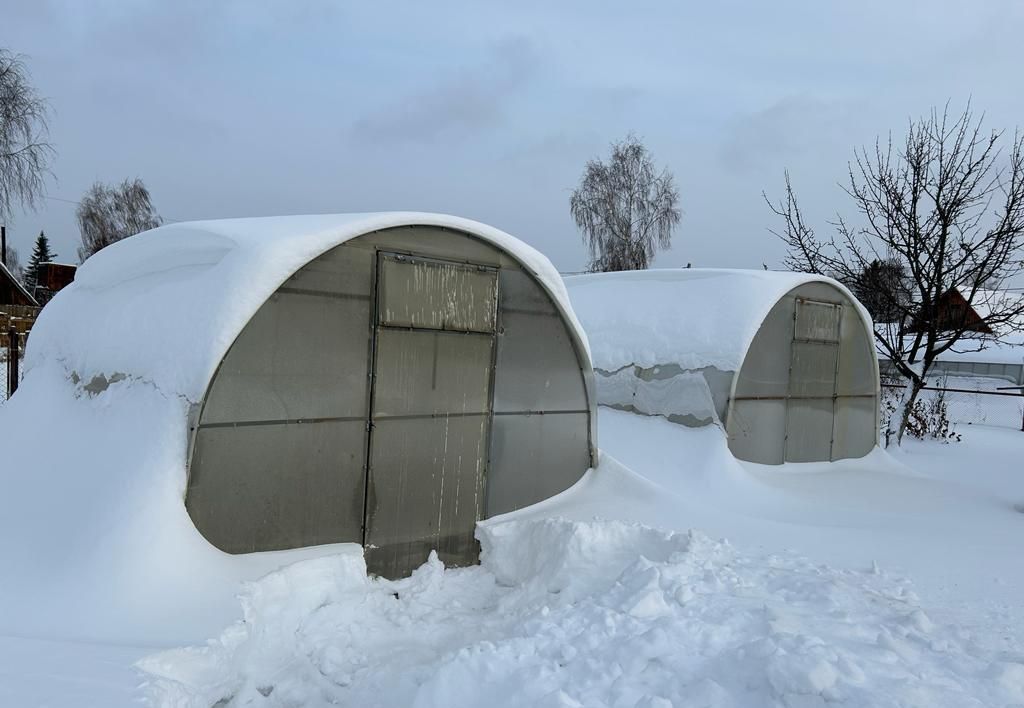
[0, 49, 54, 223]
[2, 243, 23, 283]
[76, 178, 162, 261]
[766, 104, 1024, 445]
[570, 134, 681, 272]
[848, 258, 912, 324]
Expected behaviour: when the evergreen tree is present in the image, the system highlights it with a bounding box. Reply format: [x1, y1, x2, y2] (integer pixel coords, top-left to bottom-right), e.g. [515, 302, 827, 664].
[25, 230, 57, 289]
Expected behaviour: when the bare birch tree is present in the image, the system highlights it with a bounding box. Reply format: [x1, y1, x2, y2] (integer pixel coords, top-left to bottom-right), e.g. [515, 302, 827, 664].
[570, 134, 681, 272]
[766, 104, 1024, 445]
[76, 178, 162, 261]
[0, 49, 53, 223]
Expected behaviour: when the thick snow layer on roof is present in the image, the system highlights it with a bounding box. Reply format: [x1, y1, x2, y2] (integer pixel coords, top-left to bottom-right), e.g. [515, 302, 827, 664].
[26, 213, 586, 403]
[566, 268, 869, 372]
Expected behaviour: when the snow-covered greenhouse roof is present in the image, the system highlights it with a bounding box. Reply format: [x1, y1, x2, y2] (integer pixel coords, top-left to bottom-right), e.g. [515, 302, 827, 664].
[565, 268, 873, 373]
[26, 213, 587, 402]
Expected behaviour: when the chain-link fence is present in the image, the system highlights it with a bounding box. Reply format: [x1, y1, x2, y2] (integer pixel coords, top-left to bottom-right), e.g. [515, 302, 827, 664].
[881, 375, 1024, 435]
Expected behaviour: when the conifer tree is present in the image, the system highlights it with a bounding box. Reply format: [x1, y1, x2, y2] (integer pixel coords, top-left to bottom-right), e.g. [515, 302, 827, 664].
[25, 230, 56, 289]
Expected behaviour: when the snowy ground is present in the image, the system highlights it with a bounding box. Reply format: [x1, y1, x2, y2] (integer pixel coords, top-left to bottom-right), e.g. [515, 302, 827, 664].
[3, 409, 1024, 706]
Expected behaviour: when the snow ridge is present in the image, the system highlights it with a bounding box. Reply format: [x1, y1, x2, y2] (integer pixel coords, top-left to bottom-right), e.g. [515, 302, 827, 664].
[139, 518, 1023, 707]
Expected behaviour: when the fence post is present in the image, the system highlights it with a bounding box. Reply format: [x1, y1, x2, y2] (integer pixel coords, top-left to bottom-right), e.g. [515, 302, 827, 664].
[6, 325, 17, 399]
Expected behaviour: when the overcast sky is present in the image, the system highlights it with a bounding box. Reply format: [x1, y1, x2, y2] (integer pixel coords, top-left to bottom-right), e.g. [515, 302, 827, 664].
[3, 0, 1023, 272]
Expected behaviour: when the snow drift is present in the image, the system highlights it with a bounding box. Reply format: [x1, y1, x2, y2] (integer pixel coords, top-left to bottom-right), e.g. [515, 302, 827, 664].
[139, 516, 1024, 708]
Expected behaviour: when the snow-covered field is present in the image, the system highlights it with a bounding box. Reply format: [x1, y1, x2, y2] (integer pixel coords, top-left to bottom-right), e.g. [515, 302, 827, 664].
[2, 409, 1023, 706]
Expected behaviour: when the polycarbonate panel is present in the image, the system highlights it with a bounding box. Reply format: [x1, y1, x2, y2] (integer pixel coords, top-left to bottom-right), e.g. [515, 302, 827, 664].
[727, 398, 786, 465]
[187, 421, 366, 553]
[365, 416, 489, 579]
[835, 301, 877, 397]
[731, 296, 793, 400]
[795, 299, 841, 342]
[201, 293, 370, 424]
[832, 397, 878, 459]
[378, 254, 497, 333]
[486, 413, 591, 516]
[493, 311, 587, 413]
[785, 398, 835, 462]
[788, 341, 839, 398]
[283, 243, 373, 296]
[498, 268, 557, 314]
[371, 329, 494, 417]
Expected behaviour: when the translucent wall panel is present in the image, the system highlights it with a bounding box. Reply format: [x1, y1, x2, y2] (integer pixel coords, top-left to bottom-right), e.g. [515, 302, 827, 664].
[188, 421, 366, 552]
[486, 413, 591, 515]
[727, 398, 786, 465]
[201, 293, 370, 424]
[832, 397, 878, 459]
[493, 311, 587, 413]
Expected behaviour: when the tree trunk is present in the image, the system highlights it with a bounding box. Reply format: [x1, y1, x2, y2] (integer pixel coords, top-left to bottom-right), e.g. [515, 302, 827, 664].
[886, 361, 925, 447]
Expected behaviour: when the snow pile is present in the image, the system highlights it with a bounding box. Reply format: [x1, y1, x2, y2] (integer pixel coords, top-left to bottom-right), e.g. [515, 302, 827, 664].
[565, 269, 868, 373]
[139, 517, 1024, 708]
[0, 362, 365, 643]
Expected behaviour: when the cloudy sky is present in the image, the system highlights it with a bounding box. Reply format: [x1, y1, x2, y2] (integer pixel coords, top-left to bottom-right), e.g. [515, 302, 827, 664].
[3, 0, 1023, 272]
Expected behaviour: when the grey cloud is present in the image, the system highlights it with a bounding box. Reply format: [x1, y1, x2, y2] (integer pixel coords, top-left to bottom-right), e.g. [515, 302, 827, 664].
[350, 37, 538, 145]
[718, 96, 857, 173]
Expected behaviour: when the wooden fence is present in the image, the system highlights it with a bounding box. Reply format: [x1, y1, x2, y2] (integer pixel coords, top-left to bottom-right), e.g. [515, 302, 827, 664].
[0, 305, 40, 347]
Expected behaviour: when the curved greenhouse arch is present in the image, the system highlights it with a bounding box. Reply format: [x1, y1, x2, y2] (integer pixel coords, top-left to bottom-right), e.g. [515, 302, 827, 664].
[183, 222, 597, 578]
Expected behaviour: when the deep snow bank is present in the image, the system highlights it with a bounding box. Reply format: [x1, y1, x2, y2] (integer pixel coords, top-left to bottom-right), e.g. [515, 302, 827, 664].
[139, 517, 1024, 708]
[0, 364, 362, 643]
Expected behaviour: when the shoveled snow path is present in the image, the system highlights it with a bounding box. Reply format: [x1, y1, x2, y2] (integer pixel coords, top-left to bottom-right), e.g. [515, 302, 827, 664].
[140, 518, 1024, 707]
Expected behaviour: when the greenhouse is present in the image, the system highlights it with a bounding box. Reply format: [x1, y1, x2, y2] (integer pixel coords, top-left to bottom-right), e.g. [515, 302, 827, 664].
[566, 268, 879, 464]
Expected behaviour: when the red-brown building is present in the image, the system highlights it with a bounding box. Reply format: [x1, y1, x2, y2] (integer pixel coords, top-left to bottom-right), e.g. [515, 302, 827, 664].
[0, 261, 36, 307]
[32, 262, 77, 305]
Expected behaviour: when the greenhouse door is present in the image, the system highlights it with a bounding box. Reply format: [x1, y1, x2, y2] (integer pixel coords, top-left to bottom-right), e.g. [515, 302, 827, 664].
[784, 299, 842, 462]
[364, 252, 498, 578]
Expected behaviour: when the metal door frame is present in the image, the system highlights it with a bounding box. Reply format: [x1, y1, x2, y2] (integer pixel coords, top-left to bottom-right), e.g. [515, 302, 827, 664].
[784, 297, 843, 462]
[360, 249, 500, 551]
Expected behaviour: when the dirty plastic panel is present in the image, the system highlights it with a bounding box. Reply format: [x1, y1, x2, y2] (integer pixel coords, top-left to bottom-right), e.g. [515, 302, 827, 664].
[788, 341, 839, 399]
[493, 310, 587, 413]
[364, 416, 489, 579]
[794, 298, 841, 342]
[486, 412, 591, 516]
[200, 292, 370, 424]
[371, 329, 494, 418]
[188, 420, 367, 552]
[378, 254, 498, 333]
